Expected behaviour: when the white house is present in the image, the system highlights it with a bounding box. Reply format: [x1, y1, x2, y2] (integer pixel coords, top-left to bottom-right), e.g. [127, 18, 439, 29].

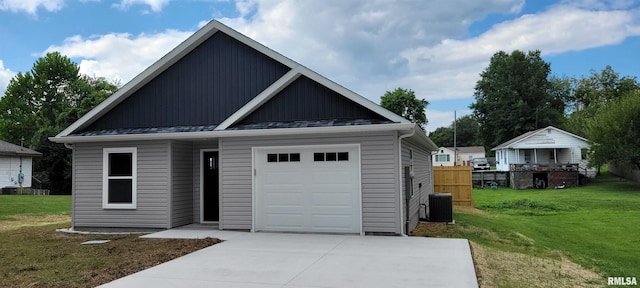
[492, 126, 595, 177]
[432, 147, 454, 166]
[0, 140, 42, 189]
[432, 146, 485, 166]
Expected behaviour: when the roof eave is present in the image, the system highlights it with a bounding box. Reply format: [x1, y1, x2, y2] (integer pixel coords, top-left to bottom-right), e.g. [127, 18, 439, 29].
[49, 123, 415, 144]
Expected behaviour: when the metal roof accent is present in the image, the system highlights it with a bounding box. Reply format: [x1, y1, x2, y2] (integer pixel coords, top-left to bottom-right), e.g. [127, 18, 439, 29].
[70, 125, 217, 136]
[229, 119, 394, 130]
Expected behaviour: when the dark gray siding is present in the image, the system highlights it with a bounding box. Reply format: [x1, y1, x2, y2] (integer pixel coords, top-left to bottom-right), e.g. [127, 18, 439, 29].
[402, 139, 434, 233]
[235, 76, 388, 125]
[81, 32, 290, 132]
[191, 140, 219, 223]
[72, 141, 170, 228]
[170, 140, 194, 227]
[219, 132, 400, 233]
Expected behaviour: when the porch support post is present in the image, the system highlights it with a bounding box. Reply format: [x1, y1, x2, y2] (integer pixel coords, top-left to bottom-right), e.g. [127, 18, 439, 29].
[554, 148, 557, 164]
[534, 149, 538, 164]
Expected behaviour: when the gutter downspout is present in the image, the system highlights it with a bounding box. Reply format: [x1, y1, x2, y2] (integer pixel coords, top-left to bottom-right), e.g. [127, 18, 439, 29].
[63, 143, 74, 230]
[398, 126, 415, 236]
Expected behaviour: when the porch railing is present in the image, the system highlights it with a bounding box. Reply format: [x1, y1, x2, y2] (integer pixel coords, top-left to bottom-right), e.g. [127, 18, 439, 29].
[510, 163, 579, 172]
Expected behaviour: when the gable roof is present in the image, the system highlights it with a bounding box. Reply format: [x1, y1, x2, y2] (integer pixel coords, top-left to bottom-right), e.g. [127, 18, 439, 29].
[0, 140, 41, 157]
[52, 20, 409, 142]
[492, 126, 589, 150]
[445, 146, 485, 154]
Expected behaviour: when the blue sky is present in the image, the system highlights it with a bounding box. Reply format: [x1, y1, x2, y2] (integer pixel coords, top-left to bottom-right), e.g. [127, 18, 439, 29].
[1, 0, 639, 132]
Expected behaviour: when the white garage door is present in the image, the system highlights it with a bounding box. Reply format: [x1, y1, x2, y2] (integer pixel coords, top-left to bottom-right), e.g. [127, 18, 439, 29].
[254, 144, 361, 234]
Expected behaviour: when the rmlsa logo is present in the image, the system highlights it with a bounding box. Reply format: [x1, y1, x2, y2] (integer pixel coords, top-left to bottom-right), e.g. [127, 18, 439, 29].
[608, 277, 637, 286]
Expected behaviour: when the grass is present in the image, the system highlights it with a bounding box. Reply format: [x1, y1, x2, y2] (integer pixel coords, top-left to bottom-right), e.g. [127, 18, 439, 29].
[0, 195, 220, 288]
[413, 170, 640, 287]
[0, 195, 71, 220]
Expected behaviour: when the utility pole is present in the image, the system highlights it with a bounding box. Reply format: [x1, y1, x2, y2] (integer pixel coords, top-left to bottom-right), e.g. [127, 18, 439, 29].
[453, 110, 457, 166]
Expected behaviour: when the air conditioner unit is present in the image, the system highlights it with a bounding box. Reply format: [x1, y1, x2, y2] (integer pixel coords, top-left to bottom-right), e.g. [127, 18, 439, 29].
[429, 193, 453, 222]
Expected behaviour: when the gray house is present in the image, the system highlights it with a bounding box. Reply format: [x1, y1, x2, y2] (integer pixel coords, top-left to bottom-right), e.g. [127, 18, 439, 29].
[50, 20, 437, 235]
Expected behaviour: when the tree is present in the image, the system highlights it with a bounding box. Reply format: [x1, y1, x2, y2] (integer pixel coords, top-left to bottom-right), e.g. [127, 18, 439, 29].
[586, 90, 640, 170]
[428, 115, 481, 147]
[0, 52, 117, 194]
[470, 50, 565, 150]
[564, 66, 640, 137]
[380, 88, 429, 127]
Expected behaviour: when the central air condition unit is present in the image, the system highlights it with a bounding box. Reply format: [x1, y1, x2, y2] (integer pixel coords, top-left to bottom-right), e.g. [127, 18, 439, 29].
[429, 193, 453, 222]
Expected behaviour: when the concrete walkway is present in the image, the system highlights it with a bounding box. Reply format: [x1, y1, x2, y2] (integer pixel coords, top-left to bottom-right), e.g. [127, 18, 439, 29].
[99, 229, 478, 288]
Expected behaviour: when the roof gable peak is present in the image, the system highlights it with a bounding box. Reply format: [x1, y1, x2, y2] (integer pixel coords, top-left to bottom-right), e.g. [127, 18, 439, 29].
[54, 20, 408, 140]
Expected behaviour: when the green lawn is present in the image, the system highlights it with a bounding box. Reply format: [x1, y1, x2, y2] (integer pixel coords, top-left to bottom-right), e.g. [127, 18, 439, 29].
[447, 172, 640, 278]
[0, 195, 71, 220]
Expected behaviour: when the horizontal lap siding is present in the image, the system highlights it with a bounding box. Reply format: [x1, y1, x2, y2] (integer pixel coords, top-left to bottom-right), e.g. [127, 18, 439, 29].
[402, 140, 433, 233]
[73, 141, 170, 228]
[171, 141, 194, 227]
[220, 131, 399, 233]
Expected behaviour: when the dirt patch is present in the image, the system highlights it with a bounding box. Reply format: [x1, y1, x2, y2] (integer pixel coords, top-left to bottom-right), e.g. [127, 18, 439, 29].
[470, 241, 602, 288]
[410, 222, 450, 236]
[0, 221, 222, 288]
[80, 236, 222, 286]
[0, 214, 70, 232]
[454, 205, 490, 216]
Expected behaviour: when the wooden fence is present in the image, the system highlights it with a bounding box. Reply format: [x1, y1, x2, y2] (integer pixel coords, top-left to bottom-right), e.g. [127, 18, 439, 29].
[433, 166, 473, 206]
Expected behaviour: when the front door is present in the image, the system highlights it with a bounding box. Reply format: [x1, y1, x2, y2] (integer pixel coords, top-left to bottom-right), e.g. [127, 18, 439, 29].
[202, 151, 219, 222]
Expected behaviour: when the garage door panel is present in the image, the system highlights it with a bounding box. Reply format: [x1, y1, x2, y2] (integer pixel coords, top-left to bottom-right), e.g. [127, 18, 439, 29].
[262, 213, 304, 230]
[255, 145, 361, 234]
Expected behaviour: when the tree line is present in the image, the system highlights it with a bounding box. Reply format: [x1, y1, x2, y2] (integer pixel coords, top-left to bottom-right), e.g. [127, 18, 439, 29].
[423, 50, 639, 171]
[1, 50, 637, 194]
[0, 52, 118, 194]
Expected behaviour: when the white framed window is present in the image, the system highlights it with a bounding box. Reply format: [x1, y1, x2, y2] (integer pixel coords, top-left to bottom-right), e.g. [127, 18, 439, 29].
[435, 154, 450, 162]
[103, 147, 137, 209]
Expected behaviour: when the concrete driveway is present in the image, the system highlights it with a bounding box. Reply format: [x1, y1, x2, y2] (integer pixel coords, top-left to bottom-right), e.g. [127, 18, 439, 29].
[99, 229, 478, 288]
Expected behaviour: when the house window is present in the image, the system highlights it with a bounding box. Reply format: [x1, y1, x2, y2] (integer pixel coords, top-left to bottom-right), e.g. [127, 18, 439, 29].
[435, 154, 450, 162]
[549, 150, 555, 160]
[103, 147, 137, 209]
[524, 150, 531, 162]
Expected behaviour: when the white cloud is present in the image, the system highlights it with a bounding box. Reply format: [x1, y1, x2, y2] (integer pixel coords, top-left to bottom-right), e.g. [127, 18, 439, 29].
[215, 0, 640, 107]
[44, 30, 192, 83]
[32, 0, 640, 128]
[0, 60, 16, 97]
[218, 0, 526, 102]
[400, 5, 640, 101]
[112, 0, 170, 12]
[0, 0, 64, 14]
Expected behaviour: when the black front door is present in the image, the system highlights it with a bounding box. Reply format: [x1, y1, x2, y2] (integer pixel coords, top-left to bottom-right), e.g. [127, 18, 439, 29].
[203, 151, 219, 221]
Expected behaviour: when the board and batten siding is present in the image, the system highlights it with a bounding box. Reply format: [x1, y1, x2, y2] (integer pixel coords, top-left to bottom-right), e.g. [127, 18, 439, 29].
[170, 140, 194, 227]
[219, 131, 401, 233]
[191, 140, 219, 223]
[72, 140, 170, 228]
[401, 139, 434, 233]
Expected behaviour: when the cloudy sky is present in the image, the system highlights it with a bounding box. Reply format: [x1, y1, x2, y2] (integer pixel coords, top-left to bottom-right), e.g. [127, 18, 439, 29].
[1, 0, 639, 131]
